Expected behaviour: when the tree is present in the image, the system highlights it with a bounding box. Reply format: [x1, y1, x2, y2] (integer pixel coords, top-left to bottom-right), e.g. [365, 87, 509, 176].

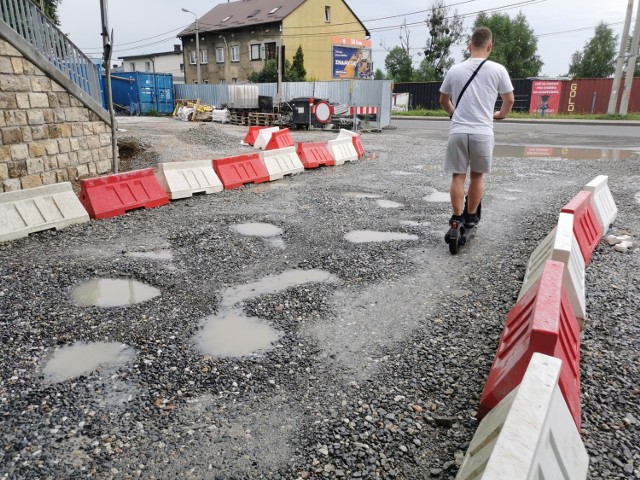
[289, 45, 306, 82]
[384, 46, 413, 82]
[568, 22, 617, 78]
[470, 12, 542, 78]
[374, 68, 385, 80]
[42, 0, 62, 26]
[421, 0, 464, 81]
[248, 59, 294, 83]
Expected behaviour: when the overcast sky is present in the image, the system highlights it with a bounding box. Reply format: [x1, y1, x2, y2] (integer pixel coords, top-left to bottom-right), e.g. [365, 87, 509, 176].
[58, 0, 636, 77]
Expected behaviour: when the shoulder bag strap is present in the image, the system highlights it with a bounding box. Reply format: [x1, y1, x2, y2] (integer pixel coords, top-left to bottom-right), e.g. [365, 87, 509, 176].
[454, 59, 488, 108]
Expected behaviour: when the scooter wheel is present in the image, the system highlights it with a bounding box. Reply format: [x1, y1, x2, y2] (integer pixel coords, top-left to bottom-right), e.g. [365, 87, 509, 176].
[444, 232, 450, 244]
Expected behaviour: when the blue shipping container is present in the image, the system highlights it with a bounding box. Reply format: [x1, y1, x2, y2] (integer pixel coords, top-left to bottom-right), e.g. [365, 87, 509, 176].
[110, 72, 174, 115]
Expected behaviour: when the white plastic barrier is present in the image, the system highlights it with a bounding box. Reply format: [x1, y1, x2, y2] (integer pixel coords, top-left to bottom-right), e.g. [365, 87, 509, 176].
[327, 137, 358, 165]
[582, 175, 617, 234]
[337, 128, 358, 140]
[0, 182, 89, 242]
[259, 147, 304, 181]
[157, 161, 223, 200]
[456, 353, 588, 480]
[253, 127, 280, 150]
[518, 212, 586, 326]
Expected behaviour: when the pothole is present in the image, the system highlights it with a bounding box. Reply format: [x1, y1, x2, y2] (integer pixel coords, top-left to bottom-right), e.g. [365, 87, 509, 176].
[72, 278, 161, 307]
[43, 342, 135, 383]
[344, 230, 419, 243]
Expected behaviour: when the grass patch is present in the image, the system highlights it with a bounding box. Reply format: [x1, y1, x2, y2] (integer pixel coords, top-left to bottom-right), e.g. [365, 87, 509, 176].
[393, 109, 640, 121]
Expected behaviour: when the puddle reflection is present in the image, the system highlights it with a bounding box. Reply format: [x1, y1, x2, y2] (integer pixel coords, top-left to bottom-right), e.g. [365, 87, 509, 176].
[494, 144, 637, 160]
[72, 278, 161, 307]
[43, 342, 135, 383]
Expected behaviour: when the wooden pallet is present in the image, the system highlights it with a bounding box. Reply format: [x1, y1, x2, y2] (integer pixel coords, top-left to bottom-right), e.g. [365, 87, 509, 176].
[248, 112, 278, 126]
[229, 111, 250, 126]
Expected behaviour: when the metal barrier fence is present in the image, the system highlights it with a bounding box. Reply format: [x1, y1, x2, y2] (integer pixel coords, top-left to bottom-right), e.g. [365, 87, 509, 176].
[174, 80, 394, 127]
[0, 0, 102, 105]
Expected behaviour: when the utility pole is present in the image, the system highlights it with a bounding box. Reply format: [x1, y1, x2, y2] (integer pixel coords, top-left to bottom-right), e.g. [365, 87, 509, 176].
[100, 0, 118, 174]
[182, 9, 201, 84]
[620, 1, 640, 115]
[607, 0, 634, 114]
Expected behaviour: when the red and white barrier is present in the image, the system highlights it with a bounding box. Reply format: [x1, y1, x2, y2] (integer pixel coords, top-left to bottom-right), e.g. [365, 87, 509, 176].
[296, 142, 335, 169]
[327, 137, 358, 165]
[349, 106, 378, 115]
[157, 161, 223, 200]
[253, 127, 280, 150]
[582, 175, 617, 234]
[479, 260, 582, 430]
[0, 182, 89, 242]
[212, 153, 270, 190]
[518, 213, 586, 326]
[259, 147, 304, 181]
[243, 126, 268, 146]
[336, 129, 365, 158]
[265, 128, 294, 150]
[457, 353, 588, 480]
[561, 190, 602, 265]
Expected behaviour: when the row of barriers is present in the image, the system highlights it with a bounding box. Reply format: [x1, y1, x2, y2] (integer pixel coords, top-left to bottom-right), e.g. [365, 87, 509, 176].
[0, 128, 366, 239]
[455, 176, 617, 479]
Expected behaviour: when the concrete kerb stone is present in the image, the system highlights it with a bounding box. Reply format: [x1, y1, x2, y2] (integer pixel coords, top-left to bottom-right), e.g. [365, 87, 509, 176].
[253, 127, 280, 150]
[456, 353, 589, 480]
[0, 181, 89, 242]
[518, 213, 586, 327]
[258, 146, 304, 181]
[582, 175, 617, 234]
[157, 160, 223, 200]
[327, 137, 358, 165]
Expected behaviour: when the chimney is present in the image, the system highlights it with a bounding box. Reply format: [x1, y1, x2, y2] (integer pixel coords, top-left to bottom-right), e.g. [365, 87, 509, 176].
[174, 44, 182, 53]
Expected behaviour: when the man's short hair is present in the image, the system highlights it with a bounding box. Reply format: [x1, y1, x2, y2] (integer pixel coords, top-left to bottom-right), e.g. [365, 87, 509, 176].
[471, 27, 492, 48]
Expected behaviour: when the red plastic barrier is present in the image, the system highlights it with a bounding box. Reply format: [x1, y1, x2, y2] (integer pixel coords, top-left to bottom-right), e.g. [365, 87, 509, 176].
[79, 168, 169, 220]
[296, 142, 335, 169]
[265, 128, 294, 150]
[243, 126, 266, 146]
[478, 260, 581, 430]
[561, 190, 602, 265]
[212, 153, 269, 190]
[351, 135, 365, 159]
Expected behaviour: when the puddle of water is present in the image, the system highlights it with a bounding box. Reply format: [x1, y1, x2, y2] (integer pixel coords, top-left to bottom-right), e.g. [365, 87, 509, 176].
[344, 192, 382, 199]
[72, 278, 161, 307]
[344, 230, 419, 243]
[400, 220, 432, 227]
[265, 237, 286, 249]
[232, 222, 283, 237]
[376, 199, 404, 208]
[43, 342, 135, 383]
[505, 188, 523, 193]
[391, 171, 416, 176]
[364, 152, 379, 161]
[126, 250, 173, 261]
[222, 269, 335, 308]
[423, 191, 450, 202]
[196, 308, 281, 358]
[494, 144, 637, 160]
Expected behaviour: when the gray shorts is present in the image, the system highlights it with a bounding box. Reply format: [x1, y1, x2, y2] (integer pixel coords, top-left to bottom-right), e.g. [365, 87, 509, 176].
[444, 133, 494, 174]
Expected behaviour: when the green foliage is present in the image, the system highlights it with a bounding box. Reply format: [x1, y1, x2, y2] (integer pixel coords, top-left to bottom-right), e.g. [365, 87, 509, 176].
[470, 12, 542, 78]
[289, 45, 306, 82]
[248, 59, 294, 83]
[568, 22, 617, 78]
[42, 0, 61, 26]
[374, 68, 385, 80]
[384, 47, 413, 82]
[422, 0, 464, 80]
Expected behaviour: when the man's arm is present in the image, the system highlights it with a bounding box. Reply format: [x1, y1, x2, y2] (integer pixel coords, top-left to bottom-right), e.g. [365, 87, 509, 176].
[494, 91, 514, 120]
[440, 93, 455, 118]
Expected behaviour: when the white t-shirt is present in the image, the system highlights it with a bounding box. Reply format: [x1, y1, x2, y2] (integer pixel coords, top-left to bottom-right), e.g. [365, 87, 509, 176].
[440, 58, 513, 135]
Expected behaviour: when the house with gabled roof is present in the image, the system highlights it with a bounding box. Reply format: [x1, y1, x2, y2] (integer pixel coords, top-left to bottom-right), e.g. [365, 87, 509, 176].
[177, 0, 369, 84]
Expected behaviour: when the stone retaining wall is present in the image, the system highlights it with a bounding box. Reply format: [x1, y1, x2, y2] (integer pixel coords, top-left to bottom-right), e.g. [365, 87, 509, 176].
[0, 38, 112, 192]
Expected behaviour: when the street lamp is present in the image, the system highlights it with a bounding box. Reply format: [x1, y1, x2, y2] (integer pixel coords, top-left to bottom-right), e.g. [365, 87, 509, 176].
[181, 8, 201, 84]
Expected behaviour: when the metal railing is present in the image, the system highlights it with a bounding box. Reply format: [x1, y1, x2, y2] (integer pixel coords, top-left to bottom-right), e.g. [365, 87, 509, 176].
[0, 0, 102, 105]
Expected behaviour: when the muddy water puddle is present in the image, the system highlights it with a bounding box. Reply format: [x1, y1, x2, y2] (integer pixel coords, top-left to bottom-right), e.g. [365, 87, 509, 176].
[423, 191, 450, 202]
[72, 278, 161, 307]
[231, 222, 283, 237]
[344, 192, 382, 199]
[126, 250, 173, 261]
[376, 199, 404, 208]
[196, 269, 336, 357]
[494, 144, 637, 160]
[344, 230, 419, 243]
[43, 342, 135, 383]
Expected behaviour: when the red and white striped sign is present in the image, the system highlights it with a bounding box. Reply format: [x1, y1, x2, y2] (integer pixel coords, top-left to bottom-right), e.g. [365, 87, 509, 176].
[349, 106, 378, 115]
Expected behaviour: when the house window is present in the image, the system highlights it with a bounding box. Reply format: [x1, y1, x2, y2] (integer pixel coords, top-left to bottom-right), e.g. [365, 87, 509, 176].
[145, 61, 151, 71]
[200, 49, 208, 64]
[265, 42, 277, 60]
[250, 44, 261, 60]
[189, 50, 197, 65]
[180, 63, 184, 72]
[231, 45, 240, 62]
[222, 15, 232, 22]
[216, 47, 225, 63]
[247, 9, 260, 18]
[129, 62, 135, 71]
[324, 6, 331, 22]
[268, 6, 281, 14]
[232, 78, 238, 84]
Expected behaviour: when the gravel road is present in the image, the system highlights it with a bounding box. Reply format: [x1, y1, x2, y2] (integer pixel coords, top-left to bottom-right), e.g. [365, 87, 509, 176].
[1, 117, 639, 479]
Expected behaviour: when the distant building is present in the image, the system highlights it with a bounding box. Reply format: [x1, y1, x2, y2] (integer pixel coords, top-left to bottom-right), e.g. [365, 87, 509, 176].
[177, 0, 370, 84]
[118, 45, 184, 83]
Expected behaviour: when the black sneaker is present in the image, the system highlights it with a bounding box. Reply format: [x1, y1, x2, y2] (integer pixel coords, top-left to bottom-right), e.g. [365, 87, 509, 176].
[449, 214, 464, 227]
[464, 213, 479, 229]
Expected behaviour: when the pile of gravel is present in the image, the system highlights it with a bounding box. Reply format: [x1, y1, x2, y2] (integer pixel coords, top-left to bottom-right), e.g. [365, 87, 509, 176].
[1, 120, 638, 479]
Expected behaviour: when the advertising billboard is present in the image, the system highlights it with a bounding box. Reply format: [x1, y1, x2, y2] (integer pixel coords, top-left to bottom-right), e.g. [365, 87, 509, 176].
[331, 36, 373, 79]
[529, 80, 563, 116]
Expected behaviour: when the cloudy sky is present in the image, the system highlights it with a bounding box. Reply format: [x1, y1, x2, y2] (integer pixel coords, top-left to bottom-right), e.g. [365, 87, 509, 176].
[58, 0, 635, 77]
